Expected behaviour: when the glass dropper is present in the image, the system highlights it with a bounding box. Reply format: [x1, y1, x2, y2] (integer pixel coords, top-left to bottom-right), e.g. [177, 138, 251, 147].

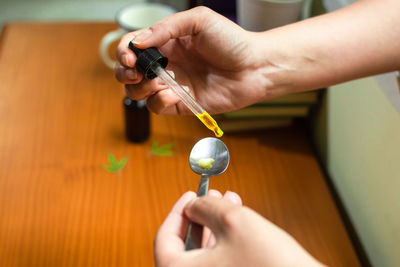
[128, 41, 223, 138]
[151, 63, 223, 137]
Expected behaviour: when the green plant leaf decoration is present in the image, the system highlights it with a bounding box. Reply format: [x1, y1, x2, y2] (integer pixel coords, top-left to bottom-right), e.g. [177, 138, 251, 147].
[103, 152, 128, 173]
[150, 141, 174, 156]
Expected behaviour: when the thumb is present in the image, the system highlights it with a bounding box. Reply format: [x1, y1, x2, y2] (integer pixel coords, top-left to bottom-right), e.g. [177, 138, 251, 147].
[184, 195, 242, 239]
[133, 6, 215, 49]
[116, 7, 218, 68]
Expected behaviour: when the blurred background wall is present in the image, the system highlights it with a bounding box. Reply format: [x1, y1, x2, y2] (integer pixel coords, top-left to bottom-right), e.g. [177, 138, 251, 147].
[312, 2, 400, 266]
[0, 0, 187, 31]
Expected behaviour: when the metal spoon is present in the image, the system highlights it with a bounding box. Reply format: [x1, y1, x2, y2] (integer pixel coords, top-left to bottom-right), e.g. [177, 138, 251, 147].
[185, 137, 230, 250]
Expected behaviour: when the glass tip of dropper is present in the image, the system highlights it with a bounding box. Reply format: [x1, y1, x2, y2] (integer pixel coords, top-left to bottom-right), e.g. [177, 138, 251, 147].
[197, 112, 224, 138]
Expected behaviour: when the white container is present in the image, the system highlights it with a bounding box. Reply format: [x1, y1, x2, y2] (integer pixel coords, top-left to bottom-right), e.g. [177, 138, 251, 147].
[237, 0, 312, 31]
[99, 3, 176, 69]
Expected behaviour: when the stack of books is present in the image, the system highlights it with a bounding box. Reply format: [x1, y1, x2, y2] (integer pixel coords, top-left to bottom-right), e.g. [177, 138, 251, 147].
[217, 91, 319, 132]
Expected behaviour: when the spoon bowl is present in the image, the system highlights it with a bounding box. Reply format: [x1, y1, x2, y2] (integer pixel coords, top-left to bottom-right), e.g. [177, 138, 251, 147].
[189, 137, 229, 176]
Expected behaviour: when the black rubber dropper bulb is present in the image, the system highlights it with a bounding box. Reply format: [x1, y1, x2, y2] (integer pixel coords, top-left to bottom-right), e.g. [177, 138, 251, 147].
[128, 42, 168, 79]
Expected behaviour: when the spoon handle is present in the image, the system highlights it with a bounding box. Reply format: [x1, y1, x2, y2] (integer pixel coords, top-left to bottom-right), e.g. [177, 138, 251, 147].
[197, 175, 210, 197]
[185, 175, 209, 250]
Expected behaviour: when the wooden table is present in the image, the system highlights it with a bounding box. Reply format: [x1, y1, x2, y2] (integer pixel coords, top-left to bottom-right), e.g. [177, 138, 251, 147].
[0, 23, 360, 266]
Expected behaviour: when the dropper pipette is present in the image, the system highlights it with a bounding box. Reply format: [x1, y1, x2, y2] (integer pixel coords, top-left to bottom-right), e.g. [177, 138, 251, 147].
[128, 42, 223, 137]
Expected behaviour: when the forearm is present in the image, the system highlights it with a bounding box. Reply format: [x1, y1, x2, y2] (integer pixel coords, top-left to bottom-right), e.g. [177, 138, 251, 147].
[253, 0, 400, 98]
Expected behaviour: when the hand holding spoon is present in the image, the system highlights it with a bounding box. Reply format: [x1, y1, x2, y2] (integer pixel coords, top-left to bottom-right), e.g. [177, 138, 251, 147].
[185, 137, 229, 250]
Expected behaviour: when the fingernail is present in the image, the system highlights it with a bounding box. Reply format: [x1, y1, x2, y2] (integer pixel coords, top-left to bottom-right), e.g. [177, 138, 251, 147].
[132, 29, 152, 44]
[122, 54, 133, 68]
[225, 190, 236, 197]
[182, 86, 190, 92]
[125, 68, 137, 80]
[224, 190, 242, 205]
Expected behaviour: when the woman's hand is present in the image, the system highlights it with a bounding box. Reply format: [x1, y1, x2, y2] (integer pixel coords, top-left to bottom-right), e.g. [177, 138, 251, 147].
[154, 190, 323, 267]
[116, 1, 400, 116]
[115, 7, 271, 115]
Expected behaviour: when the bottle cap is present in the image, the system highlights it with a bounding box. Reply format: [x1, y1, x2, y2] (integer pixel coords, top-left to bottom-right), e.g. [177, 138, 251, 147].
[128, 42, 168, 79]
[123, 97, 146, 110]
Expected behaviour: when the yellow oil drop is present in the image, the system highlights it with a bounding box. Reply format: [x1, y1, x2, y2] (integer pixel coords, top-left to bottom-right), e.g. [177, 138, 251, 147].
[197, 112, 224, 138]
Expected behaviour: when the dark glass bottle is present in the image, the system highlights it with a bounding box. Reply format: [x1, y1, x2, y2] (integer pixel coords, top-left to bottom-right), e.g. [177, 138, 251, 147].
[123, 97, 150, 143]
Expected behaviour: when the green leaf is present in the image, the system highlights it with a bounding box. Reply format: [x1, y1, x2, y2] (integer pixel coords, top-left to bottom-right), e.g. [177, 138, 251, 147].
[103, 152, 128, 173]
[103, 164, 118, 173]
[107, 152, 118, 166]
[118, 157, 128, 169]
[159, 143, 174, 150]
[152, 141, 158, 150]
[150, 141, 174, 156]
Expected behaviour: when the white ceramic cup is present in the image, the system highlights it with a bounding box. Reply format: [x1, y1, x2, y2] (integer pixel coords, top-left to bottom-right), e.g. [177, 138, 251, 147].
[237, 0, 313, 32]
[99, 3, 176, 69]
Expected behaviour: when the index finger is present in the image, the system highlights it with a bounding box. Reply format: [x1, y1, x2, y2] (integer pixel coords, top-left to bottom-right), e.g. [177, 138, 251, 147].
[116, 29, 147, 68]
[154, 191, 196, 264]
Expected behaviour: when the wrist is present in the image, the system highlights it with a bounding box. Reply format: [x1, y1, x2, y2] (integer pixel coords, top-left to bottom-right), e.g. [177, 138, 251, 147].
[249, 29, 323, 101]
[246, 31, 292, 101]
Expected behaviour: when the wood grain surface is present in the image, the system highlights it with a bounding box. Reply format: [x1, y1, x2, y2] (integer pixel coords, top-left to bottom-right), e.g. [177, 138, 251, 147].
[0, 23, 359, 266]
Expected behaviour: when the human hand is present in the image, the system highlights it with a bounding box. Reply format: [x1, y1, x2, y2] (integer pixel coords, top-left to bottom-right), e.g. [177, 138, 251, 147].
[115, 7, 272, 115]
[154, 190, 324, 267]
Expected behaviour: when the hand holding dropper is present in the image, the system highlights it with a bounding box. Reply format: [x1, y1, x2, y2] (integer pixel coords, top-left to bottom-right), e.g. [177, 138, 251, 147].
[128, 42, 223, 137]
